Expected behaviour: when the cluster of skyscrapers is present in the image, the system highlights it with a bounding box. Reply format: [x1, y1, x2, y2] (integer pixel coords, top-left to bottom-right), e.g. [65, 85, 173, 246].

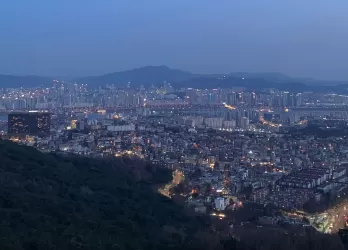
[226, 91, 302, 108]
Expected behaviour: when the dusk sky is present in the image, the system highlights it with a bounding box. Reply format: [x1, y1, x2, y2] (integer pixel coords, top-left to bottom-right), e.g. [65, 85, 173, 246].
[1, 0, 348, 80]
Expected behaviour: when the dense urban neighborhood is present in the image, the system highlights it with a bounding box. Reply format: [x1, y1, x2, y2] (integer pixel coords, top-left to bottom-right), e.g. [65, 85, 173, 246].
[2, 78, 348, 242]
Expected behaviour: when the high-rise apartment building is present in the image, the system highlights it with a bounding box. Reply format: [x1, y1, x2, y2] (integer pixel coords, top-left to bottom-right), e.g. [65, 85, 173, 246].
[227, 92, 237, 105]
[8, 111, 51, 135]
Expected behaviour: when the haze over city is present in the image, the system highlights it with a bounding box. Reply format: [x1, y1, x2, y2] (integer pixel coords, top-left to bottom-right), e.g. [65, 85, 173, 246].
[1, 0, 348, 80]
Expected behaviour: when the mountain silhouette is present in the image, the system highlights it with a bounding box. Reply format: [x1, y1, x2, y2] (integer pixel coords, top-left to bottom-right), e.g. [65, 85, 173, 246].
[78, 65, 198, 87]
[1, 66, 348, 91]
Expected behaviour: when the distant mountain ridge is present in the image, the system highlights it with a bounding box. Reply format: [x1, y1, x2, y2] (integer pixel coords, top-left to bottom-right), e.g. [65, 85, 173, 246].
[76, 66, 348, 90]
[77, 65, 199, 87]
[1, 66, 348, 91]
[77, 67, 300, 87]
[229, 72, 295, 82]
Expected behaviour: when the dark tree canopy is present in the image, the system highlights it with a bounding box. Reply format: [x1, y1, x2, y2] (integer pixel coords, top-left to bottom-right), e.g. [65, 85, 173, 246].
[0, 140, 345, 250]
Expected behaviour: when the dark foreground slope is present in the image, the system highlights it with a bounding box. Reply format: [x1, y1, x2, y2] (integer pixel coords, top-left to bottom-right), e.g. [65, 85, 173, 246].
[0, 140, 345, 250]
[0, 140, 217, 250]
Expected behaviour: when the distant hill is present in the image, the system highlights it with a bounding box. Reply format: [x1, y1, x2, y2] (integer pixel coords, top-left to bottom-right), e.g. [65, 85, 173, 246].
[303, 79, 348, 86]
[174, 75, 309, 92]
[78, 65, 199, 87]
[76, 66, 343, 92]
[229, 72, 295, 82]
[0, 75, 53, 88]
[76, 66, 311, 91]
[2, 66, 348, 91]
[228, 72, 348, 86]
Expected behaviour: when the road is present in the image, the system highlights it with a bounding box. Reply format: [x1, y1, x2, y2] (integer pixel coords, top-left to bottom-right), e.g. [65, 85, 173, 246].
[325, 202, 348, 233]
[288, 201, 348, 234]
[158, 170, 184, 198]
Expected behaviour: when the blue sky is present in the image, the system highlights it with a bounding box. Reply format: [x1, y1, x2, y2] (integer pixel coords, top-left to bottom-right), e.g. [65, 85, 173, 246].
[1, 0, 348, 80]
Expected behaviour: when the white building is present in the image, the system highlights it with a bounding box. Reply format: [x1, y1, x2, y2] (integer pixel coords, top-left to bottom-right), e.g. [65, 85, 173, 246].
[215, 197, 227, 211]
[204, 117, 224, 128]
[193, 116, 204, 126]
[107, 124, 135, 132]
[223, 120, 236, 129]
[239, 117, 249, 129]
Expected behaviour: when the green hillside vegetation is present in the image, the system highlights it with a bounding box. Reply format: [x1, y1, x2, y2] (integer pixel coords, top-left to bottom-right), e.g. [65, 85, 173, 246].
[0, 140, 345, 250]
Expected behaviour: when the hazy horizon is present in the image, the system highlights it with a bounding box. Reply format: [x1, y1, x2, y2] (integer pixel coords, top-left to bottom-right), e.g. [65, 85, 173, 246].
[1, 1, 348, 81]
[3, 65, 346, 83]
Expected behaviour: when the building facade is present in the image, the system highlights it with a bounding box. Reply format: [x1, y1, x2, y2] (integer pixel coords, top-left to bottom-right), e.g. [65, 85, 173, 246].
[8, 111, 51, 135]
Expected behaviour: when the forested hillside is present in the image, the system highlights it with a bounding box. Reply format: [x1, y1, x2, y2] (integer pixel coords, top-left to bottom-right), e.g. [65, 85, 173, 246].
[0, 140, 217, 249]
[0, 140, 344, 250]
